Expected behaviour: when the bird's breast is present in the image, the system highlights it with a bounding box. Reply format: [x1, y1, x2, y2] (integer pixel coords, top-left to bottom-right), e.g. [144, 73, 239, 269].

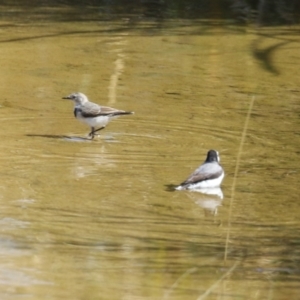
[74, 107, 86, 119]
[74, 107, 79, 118]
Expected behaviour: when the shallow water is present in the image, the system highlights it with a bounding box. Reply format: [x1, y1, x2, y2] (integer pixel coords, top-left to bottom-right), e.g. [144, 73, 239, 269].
[0, 3, 299, 300]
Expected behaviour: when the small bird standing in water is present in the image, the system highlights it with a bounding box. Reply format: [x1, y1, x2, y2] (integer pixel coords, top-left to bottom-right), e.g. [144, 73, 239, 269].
[63, 92, 134, 139]
[175, 150, 224, 190]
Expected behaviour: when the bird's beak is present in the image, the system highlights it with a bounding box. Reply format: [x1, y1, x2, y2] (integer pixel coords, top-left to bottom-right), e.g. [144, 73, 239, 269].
[62, 96, 71, 99]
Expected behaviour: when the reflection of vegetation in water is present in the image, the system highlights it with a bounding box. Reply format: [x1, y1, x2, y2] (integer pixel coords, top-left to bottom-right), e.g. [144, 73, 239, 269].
[101, 0, 300, 24]
[224, 96, 255, 262]
[231, 0, 299, 25]
[2, 0, 300, 24]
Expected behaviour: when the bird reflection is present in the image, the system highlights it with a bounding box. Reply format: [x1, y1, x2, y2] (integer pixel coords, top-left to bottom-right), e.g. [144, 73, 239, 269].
[185, 188, 223, 216]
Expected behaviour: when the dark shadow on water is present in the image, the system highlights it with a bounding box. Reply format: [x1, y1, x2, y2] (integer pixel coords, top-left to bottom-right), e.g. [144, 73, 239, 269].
[251, 40, 290, 75]
[26, 134, 92, 142]
[165, 184, 177, 192]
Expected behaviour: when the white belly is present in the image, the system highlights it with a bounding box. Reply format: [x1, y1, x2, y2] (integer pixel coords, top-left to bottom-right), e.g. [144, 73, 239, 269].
[76, 114, 112, 129]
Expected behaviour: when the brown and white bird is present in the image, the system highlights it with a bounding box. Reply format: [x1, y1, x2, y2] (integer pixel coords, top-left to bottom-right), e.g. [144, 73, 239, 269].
[63, 92, 134, 139]
[175, 150, 224, 190]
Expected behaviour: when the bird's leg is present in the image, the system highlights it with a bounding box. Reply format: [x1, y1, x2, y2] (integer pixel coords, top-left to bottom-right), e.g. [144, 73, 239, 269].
[92, 126, 105, 134]
[89, 127, 95, 139]
[89, 126, 105, 139]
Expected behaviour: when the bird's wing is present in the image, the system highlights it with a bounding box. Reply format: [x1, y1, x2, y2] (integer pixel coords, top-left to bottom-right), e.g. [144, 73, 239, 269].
[79, 102, 102, 117]
[180, 163, 223, 185]
[80, 103, 131, 118]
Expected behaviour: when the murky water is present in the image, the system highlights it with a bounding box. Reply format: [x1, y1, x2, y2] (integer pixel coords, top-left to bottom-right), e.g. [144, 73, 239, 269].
[0, 3, 299, 300]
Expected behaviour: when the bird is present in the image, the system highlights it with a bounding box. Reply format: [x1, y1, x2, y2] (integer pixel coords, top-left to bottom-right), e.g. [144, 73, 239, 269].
[175, 150, 224, 190]
[63, 92, 134, 139]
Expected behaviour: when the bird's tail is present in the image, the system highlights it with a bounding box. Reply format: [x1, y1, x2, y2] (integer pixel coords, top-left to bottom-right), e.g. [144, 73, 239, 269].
[113, 111, 134, 116]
